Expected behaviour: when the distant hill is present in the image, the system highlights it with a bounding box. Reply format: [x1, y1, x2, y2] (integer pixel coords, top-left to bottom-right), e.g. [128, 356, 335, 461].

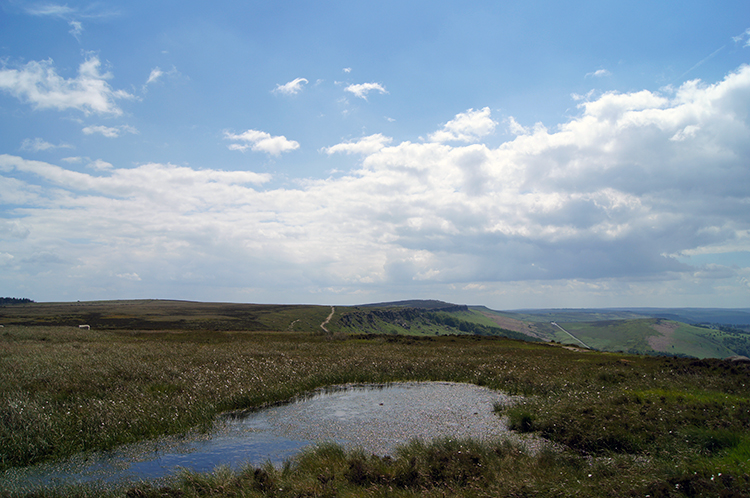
[475, 306, 750, 359]
[359, 299, 468, 312]
[607, 307, 750, 326]
[0, 299, 333, 332]
[502, 307, 750, 326]
[332, 302, 536, 342]
[3, 299, 748, 359]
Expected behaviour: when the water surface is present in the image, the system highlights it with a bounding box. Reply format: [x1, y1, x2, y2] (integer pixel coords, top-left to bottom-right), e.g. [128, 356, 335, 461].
[3, 382, 515, 492]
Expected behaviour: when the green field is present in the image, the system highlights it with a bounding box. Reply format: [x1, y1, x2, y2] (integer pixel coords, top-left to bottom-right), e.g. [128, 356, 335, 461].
[2, 300, 750, 497]
[475, 307, 750, 359]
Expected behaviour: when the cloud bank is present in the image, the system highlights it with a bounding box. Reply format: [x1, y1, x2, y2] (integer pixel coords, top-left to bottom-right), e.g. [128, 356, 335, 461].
[2, 65, 749, 304]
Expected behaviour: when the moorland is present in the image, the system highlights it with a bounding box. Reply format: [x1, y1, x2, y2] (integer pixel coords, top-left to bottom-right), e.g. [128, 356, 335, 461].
[1, 299, 749, 497]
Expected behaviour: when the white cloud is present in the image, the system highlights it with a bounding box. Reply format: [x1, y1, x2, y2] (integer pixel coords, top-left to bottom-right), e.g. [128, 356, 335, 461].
[20, 137, 73, 152]
[0, 252, 14, 266]
[68, 20, 83, 39]
[2, 65, 750, 306]
[429, 107, 497, 143]
[343, 67, 352, 73]
[273, 77, 308, 95]
[505, 116, 528, 136]
[142, 66, 179, 91]
[88, 159, 113, 170]
[732, 28, 750, 47]
[322, 134, 393, 155]
[117, 272, 141, 281]
[224, 129, 300, 156]
[586, 69, 611, 78]
[83, 125, 138, 138]
[0, 56, 133, 115]
[669, 125, 700, 142]
[344, 82, 388, 100]
[0, 219, 29, 239]
[146, 67, 164, 85]
[25, 4, 76, 17]
[23, 2, 118, 40]
[571, 89, 596, 102]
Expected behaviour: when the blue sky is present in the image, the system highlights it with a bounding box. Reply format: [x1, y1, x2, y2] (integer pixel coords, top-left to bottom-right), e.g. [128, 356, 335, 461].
[1, 0, 749, 308]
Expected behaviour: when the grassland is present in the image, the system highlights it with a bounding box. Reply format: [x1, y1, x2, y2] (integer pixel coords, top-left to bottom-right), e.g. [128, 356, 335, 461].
[548, 319, 739, 358]
[1, 300, 750, 497]
[0, 300, 332, 332]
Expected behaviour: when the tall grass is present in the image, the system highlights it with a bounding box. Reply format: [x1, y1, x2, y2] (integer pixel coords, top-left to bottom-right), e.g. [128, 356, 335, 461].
[2, 326, 749, 496]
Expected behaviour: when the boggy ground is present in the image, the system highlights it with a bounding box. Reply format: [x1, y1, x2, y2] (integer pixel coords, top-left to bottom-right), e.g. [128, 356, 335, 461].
[1, 326, 749, 497]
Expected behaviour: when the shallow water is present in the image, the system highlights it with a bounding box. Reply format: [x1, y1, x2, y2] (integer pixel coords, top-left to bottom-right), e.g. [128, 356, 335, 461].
[2, 382, 515, 492]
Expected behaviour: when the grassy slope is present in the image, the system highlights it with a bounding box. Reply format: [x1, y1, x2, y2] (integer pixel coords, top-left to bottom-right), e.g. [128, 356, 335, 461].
[550, 320, 737, 358]
[476, 307, 748, 359]
[328, 306, 536, 341]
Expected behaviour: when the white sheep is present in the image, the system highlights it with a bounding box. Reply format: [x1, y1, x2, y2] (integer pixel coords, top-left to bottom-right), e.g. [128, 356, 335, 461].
[79, 324, 90, 330]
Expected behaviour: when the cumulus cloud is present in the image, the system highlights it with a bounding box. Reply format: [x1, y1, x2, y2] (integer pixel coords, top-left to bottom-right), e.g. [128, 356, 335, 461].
[273, 77, 308, 95]
[429, 107, 497, 143]
[344, 82, 388, 100]
[0, 56, 133, 115]
[224, 129, 300, 155]
[2, 65, 749, 304]
[82, 125, 138, 138]
[322, 134, 393, 155]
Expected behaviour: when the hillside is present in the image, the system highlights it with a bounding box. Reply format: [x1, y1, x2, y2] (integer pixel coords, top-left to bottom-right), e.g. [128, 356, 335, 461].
[3, 299, 748, 359]
[475, 306, 750, 359]
[0, 299, 332, 332]
[329, 302, 537, 342]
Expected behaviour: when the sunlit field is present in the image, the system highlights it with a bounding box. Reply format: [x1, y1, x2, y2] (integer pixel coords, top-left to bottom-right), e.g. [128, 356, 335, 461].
[2, 324, 749, 497]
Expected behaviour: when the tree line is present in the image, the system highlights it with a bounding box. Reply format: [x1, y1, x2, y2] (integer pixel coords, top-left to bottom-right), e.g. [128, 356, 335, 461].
[0, 297, 34, 305]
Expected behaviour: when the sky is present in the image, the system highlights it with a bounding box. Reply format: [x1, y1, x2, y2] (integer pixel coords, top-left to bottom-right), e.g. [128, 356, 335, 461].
[1, 1, 750, 309]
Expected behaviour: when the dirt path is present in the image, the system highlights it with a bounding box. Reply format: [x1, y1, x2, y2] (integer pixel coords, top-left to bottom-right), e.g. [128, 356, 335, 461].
[320, 306, 335, 333]
[551, 322, 591, 349]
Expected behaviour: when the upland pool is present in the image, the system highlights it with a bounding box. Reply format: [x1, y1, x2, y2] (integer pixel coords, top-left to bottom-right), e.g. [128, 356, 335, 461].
[3, 382, 517, 493]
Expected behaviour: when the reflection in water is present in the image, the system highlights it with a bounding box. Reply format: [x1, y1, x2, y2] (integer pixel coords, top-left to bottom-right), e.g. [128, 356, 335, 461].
[3, 382, 515, 493]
